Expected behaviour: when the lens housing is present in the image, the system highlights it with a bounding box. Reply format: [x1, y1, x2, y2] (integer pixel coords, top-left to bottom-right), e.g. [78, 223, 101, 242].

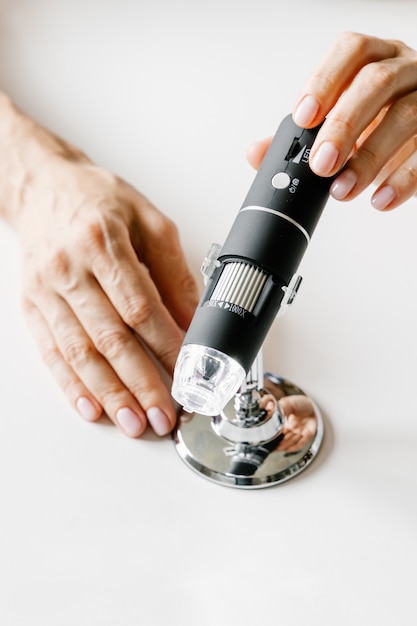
[172, 344, 245, 415]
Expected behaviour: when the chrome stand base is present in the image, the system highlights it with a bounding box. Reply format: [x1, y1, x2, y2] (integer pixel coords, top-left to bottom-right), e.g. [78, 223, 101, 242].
[173, 374, 324, 489]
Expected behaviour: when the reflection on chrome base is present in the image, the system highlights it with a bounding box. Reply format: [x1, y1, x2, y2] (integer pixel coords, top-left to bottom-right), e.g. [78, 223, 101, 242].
[173, 373, 324, 489]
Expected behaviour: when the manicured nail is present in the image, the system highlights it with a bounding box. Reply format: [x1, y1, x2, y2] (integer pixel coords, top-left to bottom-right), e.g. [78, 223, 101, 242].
[293, 95, 320, 127]
[77, 396, 99, 421]
[371, 185, 396, 211]
[147, 407, 172, 437]
[311, 142, 339, 175]
[117, 407, 144, 437]
[330, 169, 358, 200]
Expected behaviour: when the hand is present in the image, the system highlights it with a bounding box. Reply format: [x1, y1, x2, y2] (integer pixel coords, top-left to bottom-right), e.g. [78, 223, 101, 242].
[248, 32, 417, 211]
[276, 395, 317, 453]
[1, 97, 199, 438]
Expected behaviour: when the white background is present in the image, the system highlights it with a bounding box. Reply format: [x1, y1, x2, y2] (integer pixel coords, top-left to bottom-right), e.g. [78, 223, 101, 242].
[1, 1, 417, 624]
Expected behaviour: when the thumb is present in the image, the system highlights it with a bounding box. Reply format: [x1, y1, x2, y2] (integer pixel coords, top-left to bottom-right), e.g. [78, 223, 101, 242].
[246, 137, 273, 170]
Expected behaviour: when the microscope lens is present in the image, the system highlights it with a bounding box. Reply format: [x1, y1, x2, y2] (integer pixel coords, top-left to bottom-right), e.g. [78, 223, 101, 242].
[172, 344, 245, 415]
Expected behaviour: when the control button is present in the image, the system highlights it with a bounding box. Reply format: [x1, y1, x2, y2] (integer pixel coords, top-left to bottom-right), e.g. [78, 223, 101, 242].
[277, 274, 303, 318]
[271, 171, 291, 189]
[285, 138, 301, 161]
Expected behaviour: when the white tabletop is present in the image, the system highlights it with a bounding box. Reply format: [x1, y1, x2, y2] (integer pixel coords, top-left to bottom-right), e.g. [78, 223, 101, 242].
[1, 1, 417, 624]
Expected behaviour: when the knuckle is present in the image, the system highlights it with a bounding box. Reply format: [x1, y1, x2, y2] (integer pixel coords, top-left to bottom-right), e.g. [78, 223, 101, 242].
[83, 211, 127, 257]
[355, 143, 379, 172]
[158, 343, 180, 371]
[94, 327, 131, 359]
[62, 338, 94, 369]
[146, 210, 179, 246]
[129, 374, 158, 401]
[158, 214, 179, 241]
[61, 376, 89, 404]
[391, 38, 410, 54]
[40, 342, 63, 370]
[336, 31, 361, 46]
[152, 330, 183, 372]
[96, 382, 127, 408]
[359, 62, 397, 92]
[84, 217, 110, 252]
[147, 218, 197, 293]
[390, 97, 417, 128]
[336, 31, 371, 57]
[43, 248, 80, 293]
[337, 30, 375, 57]
[327, 114, 356, 139]
[404, 163, 417, 186]
[61, 377, 79, 398]
[48, 248, 71, 277]
[123, 296, 156, 329]
[176, 271, 198, 300]
[311, 33, 368, 93]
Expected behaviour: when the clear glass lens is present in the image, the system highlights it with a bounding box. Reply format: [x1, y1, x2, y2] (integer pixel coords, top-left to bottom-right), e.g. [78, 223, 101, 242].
[171, 345, 246, 416]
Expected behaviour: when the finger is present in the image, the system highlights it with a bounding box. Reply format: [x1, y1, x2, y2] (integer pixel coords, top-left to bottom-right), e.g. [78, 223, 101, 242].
[373, 134, 416, 184]
[86, 215, 185, 374]
[293, 32, 400, 128]
[283, 439, 303, 453]
[278, 395, 315, 419]
[310, 60, 417, 178]
[330, 98, 417, 202]
[32, 289, 150, 437]
[22, 296, 103, 423]
[140, 214, 199, 330]
[371, 141, 417, 211]
[130, 198, 200, 329]
[276, 430, 302, 453]
[60, 273, 178, 433]
[246, 138, 272, 171]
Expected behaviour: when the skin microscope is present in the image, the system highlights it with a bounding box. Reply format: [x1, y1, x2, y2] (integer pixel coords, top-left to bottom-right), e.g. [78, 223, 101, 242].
[172, 114, 333, 488]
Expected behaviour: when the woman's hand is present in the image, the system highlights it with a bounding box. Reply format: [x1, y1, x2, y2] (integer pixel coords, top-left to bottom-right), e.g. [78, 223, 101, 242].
[248, 32, 417, 211]
[276, 395, 317, 453]
[0, 95, 199, 437]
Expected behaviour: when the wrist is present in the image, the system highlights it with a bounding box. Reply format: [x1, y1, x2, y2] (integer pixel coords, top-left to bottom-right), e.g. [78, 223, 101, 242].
[0, 92, 88, 229]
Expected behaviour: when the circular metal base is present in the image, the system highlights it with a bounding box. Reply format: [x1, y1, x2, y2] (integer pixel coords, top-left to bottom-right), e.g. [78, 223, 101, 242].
[173, 373, 324, 489]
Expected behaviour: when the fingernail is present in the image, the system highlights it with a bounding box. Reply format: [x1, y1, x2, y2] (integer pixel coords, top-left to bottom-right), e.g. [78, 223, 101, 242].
[77, 396, 99, 421]
[117, 407, 144, 437]
[293, 95, 320, 127]
[147, 407, 172, 437]
[371, 185, 396, 211]
[330, 169, 358, 200]
[311, 142, 339, 175]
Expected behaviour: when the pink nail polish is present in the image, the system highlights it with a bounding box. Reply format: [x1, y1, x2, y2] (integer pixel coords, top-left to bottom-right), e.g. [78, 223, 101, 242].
[330, 169, 357, 200]
[311, 142, 339, 176]
[293, 95, 320, 127]
[77, 396, 99, 421]
[147, 407, 172, 437]
[371, 185, 396, 211]
[117, 407, 144, 437]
